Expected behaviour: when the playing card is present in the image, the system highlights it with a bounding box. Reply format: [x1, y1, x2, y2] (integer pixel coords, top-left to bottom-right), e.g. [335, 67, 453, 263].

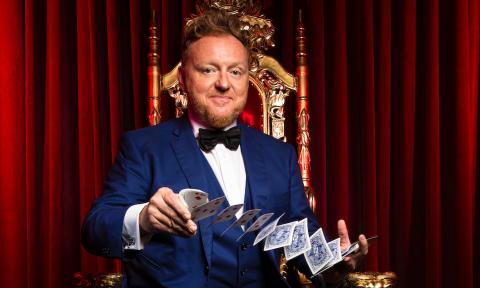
[264, 221, 297, 251]
[210, 204, 244, 226]
[284, 218, 311, 260]
[253, 213, 285, 246]
[190, 196, 225, 222]
[236, 212, 274, 241]
[317, 238, 343, 274]
[179, 188, 208, 211]
[221, 209, 261, 236]
[304, 228, 333, 275]
[233, 209, 262, 228]
[245, 213, 274, 233]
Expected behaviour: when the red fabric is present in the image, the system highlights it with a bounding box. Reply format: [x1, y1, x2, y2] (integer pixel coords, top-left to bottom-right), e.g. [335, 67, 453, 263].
[0, 0, 478, 287]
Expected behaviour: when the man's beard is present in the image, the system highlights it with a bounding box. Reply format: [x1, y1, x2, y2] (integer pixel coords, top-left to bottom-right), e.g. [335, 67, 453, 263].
[188, 95, 246, 129]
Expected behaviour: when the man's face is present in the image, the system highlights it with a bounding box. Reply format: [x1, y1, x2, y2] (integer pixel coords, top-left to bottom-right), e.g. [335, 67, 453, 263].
[179, 34, 249, 129]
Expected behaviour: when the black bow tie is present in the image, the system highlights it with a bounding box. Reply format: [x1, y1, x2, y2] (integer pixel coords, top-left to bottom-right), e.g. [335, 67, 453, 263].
[197, 127, 241, 152]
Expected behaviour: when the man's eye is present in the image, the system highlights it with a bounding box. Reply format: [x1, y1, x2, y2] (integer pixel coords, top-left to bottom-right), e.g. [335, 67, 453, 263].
[202, 67, 215, 74]
[231, 69, 243, 76]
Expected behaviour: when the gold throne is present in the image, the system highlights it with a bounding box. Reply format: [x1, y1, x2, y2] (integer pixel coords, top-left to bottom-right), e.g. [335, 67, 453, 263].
[71, 2, 396, 288]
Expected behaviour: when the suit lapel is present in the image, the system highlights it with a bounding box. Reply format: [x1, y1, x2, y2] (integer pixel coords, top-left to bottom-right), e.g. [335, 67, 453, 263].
[239, 125, 282, 271]
[239, 125, 269, 212]
[170, 118, 209, 191]
[170, 118, 214, 268]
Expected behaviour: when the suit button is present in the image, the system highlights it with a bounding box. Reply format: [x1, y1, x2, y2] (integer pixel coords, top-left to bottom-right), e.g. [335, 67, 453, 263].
[204, 265, 209, 274]
[240, 243, 248, 251]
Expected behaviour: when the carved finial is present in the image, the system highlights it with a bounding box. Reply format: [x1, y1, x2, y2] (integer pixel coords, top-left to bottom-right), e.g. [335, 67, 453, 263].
[151, 10, 157, 25]
[187, 0, 275, 58]
[195, 0, 263, 15]
[296, 9, 307, 66]
[148, 10, 161, 126]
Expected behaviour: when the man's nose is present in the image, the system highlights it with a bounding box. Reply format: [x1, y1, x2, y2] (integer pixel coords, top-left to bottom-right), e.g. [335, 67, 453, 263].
[215, 72, 231, 92]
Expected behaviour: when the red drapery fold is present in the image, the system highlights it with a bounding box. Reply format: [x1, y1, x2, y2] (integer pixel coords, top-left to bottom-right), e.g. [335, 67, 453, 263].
[0, 1, 27, 287]
[0, 0, 478, 287]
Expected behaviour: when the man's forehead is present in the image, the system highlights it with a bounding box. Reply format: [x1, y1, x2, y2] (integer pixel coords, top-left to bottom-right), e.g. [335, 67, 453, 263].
[183, 35, 249, 65]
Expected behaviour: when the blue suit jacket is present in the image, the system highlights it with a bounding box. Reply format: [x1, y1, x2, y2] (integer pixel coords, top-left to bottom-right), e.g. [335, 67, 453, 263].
[82, 117, 323, 287]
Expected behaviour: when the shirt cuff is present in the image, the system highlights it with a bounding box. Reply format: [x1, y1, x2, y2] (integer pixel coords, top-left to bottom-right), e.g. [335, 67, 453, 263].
[122, 202, 151, 250]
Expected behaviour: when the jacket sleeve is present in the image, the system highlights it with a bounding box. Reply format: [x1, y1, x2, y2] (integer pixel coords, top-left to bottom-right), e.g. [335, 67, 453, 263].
[81, 132, 152, 259]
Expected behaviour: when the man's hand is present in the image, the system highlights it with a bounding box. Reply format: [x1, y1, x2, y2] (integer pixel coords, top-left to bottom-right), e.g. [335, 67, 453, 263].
[338, 219, 368, 270]
[323, 219, 368, 285]
[139, 187, 197, 237]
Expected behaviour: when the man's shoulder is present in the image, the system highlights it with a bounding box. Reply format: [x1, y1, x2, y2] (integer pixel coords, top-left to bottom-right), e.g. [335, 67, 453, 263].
[126, 117, 186, 136]
[240, 124, 294, 151]
[121, 117, 188, 146]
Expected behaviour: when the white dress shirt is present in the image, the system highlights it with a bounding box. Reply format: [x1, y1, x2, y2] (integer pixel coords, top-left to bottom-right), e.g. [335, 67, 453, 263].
[122, 117, 246, 250]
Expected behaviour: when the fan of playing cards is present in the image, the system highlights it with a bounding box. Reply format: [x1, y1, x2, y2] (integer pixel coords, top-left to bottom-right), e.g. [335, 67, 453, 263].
[179, 189, 377, 276]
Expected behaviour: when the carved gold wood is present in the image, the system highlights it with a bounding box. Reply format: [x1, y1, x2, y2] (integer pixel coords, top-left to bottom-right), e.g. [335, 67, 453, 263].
[195, 0, 263, 15]
[148, 11, 161, 126]
[295, 10, 315, 212]
[192, 0, 275, 57]
[345, 272, 398, 288]
[251, 55, 296, 140]
[160, 63, 187, 118]
[287, 10, 315, 288]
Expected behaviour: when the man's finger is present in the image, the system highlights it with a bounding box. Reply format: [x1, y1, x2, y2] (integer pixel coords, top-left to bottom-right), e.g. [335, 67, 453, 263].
[149, 207, 195, 236]
[159, 192, 196, 234]
[344, 234, 369, 266]
[149, 215, 190, 237]
[337, 219, 351, 247]
[358, 234, 368, 255]
[162, 190, 191, 221]
[153, 202, 196, 235]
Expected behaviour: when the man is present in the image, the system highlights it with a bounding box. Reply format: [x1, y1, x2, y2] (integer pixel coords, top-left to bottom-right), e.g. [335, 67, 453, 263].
[82, 9, 368, 287]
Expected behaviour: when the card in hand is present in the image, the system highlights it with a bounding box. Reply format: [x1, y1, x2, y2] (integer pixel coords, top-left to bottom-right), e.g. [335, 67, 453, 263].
[190, 196, 225, 222]
[221, 209, 261, 236]
[264, 221, 297, 251]
[236, 212, 274, 241]
[211, 204, 244, 226]
[317, 238, 343, 274]
[310, 235, 379, 277]
[304, 228, 333, 275]
[341, 235, 378, 257]
[179, 188, 208, 212]
[284, 218, 311, 261]
[253, 212, 285, 246]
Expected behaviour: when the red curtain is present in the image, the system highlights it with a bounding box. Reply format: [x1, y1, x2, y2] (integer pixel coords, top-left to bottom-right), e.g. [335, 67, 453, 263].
[0, 0, 478, 287]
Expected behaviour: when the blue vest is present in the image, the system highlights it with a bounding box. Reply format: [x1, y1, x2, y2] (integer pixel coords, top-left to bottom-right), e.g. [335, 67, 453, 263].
[199, 152, 269, 287]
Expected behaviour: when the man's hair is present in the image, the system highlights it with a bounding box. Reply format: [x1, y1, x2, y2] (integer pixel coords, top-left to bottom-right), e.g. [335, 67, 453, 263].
[181, 9, 251, 64]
